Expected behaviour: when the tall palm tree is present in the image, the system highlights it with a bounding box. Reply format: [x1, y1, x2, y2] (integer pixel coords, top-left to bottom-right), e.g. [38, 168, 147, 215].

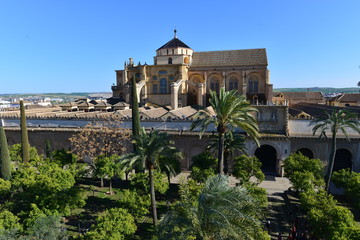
[207, 131, 247, 174]
[311, 109, 360, 192]
[120, 128, 182, 226]
[157, 175, 266, 240]
[191, 87, 260, 174]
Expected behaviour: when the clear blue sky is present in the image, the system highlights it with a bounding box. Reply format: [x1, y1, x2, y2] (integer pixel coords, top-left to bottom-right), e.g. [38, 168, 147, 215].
[0, 0, 359, 94]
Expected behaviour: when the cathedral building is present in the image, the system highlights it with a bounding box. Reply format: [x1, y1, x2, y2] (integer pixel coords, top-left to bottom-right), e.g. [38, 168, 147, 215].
[112, 31, 273, 109]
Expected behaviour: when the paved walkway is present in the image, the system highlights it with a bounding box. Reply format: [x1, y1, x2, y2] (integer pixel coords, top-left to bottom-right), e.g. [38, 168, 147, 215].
[259, 175, 293, 239]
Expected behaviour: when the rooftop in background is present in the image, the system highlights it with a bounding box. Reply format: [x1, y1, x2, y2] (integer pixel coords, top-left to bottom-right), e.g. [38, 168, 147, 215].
[191, 49, 267, 68]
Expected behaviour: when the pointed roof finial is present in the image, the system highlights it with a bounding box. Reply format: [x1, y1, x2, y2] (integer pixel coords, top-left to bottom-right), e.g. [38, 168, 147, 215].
[174, 28, 177, 38]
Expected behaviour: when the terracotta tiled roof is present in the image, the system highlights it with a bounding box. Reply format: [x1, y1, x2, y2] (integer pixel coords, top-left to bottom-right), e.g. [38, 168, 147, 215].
[77, 102, 94, 107]
[161, 106, 198, 120]
[338, 93, 360, 102]
[291, 103, 360, 118]
[113, 102, 130, 107]
[140, 107, 168, 119]
[281, 92, 324, 100]
[94, 102, 111, 107]
[190, 49, 267, 68]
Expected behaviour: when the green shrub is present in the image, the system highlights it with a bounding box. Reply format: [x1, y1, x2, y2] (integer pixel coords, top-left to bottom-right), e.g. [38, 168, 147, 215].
[130, 171, 169, 195]
[189, 151, 217, 183]
[86, 208, 136, 240]
[118, 189, 150, 222]
[232, 155, 264, 184]
[332, 169, 360, 210]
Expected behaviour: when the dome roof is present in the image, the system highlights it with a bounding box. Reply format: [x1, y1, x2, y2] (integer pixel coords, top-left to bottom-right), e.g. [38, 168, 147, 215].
[157, 37, 191, 50]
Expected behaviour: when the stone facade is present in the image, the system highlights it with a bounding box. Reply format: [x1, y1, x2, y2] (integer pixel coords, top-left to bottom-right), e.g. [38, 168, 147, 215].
[112, 33, 273, 109]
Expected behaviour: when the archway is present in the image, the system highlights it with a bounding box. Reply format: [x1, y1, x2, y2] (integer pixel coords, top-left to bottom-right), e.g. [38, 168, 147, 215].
[333, 148, 352, 172]
[296, 148, 314, 159]
[255, 145, 277, 174]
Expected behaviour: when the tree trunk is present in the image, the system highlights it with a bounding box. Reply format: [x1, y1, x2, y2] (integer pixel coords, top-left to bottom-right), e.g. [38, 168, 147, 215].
[100, 177, 104, 187]
[109, 178, 113, 195]
[148, 163, 158, 226]
[218, 132, 225, 175]
[326, 130, 337, 193]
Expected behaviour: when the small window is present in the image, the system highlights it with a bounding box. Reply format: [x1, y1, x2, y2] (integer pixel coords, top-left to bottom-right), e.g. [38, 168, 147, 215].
[153, 84, 158, 94]
[229, 77, 238, 91]
[168, 58, 172, 64]
[167, 49, 169, 55]
[169, 75, 174, 80]
[159, 70, 167, 75]
[172, 49, 174, 54]
[248, 75, 259, 93]
[210, 77, 220, 93]
[160, 78, 167, 94]
[153, 76, 157, 80]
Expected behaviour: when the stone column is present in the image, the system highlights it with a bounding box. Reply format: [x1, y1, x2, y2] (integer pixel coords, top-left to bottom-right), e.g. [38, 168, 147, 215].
[124, 85, 130, 103]
[222, 71, 226, 89]
[171, 83, 180, 110]
[242, 71, 247, 95]
[197, 83, 205, 107]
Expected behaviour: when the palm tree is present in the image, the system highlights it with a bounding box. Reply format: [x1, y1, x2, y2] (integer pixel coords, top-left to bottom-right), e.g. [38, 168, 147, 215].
[120, 128, 182, 226]
[207, 131, 247, 174]
[191, 87, 260, 174]
[311, 109, 360, 192]
[157, 175, 266, 240]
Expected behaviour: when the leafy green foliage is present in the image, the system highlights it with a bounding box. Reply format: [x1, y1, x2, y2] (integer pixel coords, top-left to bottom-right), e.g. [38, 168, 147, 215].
[158, 175, 267, 240]
[178, 178, 203, 206]
[158, 153, 181, 182]
[117, 189, 150, 222]
[130, 171, 169, 195]
[85, 208, 136, 240]
[299, 189, 359, 239]
[10, 162, 86, 216]
[284, 153, 325, 192]
[332, 169, 360, 210]
[45, 139, 52, 159]
[9, 144, 40, 163]
[26, 215, 67, 240]
[20, 100, 30, 163]
[189, 151, 216, 183]
[52, 148, 77, 167]
[131, 75, 140, 152]
[0, 179, 11, 199]
[0, 210, 22, 232]
[243, 183, 268, 209]
[232, 155, 264, 184]
[0, 127, 11, 180]
[207, 132, 247, 173]
[311, 109, 360, 192]
[190, 87, 260, 174]
[121, 128, 182, 225]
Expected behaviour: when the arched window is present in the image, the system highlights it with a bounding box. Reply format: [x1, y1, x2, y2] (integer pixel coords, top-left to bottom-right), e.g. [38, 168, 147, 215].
[229, 76, 238, 91]
[168, 58, 172, 64]
[210, 77, 220, 93]
[248, 75, 259, 93]
[160, 78, 167, 94]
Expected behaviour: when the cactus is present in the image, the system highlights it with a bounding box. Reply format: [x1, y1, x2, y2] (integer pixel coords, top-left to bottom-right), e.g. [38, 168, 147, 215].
[0, 127, 11, 180]
[20, 100, 30, 162]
